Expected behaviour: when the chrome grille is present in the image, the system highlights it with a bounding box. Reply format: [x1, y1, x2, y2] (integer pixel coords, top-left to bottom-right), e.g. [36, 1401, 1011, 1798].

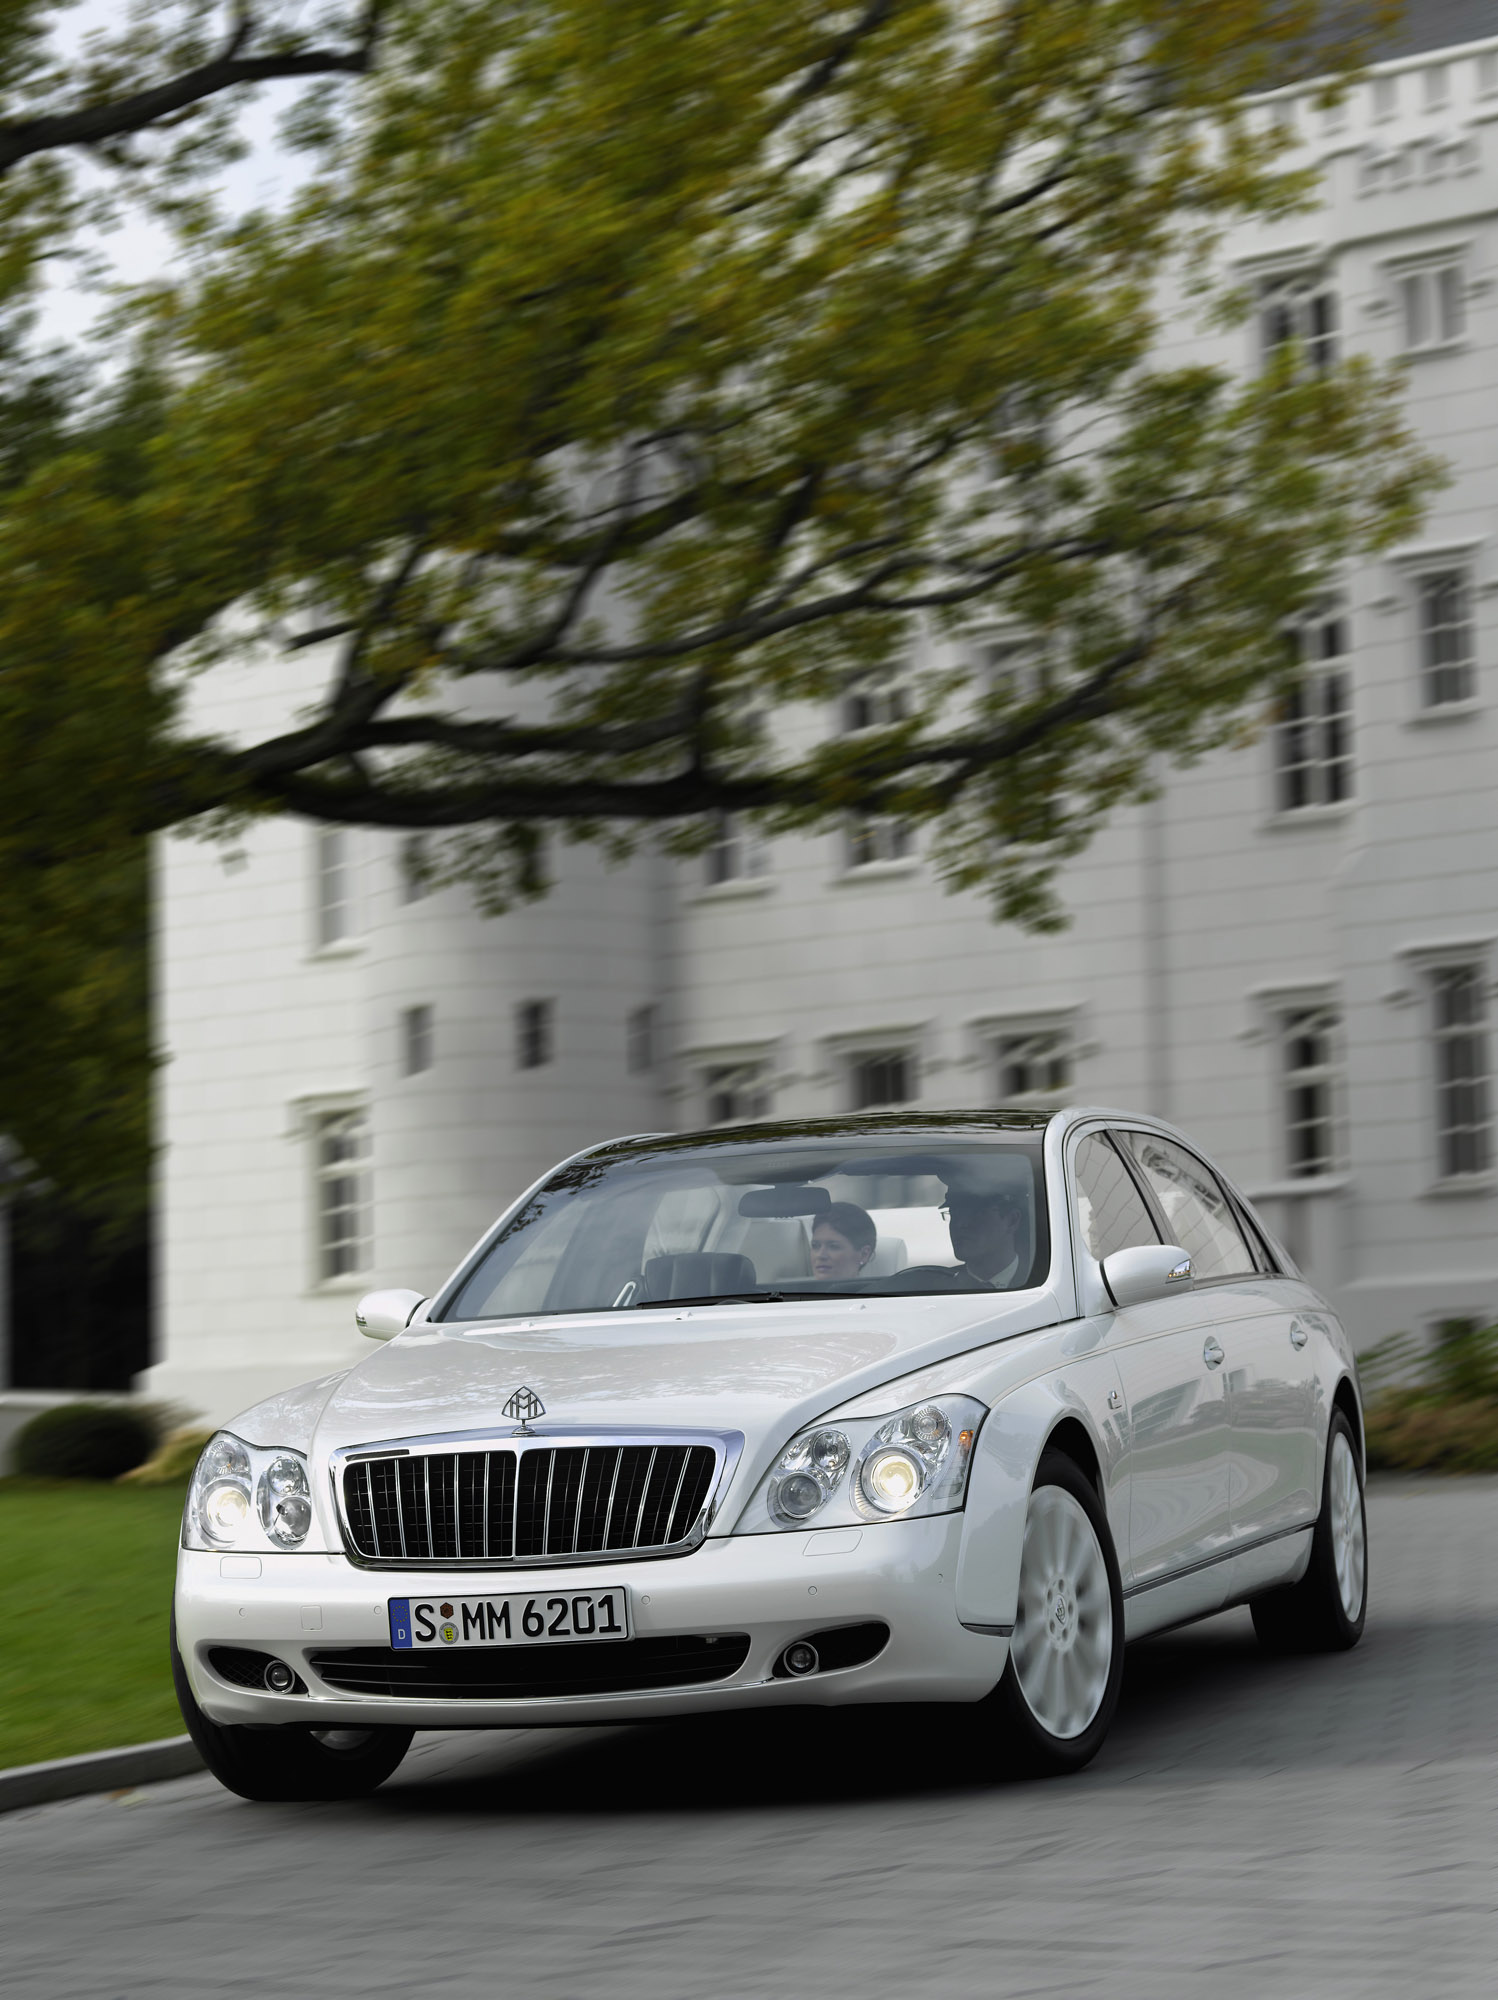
[338, 1438, 722, 1567]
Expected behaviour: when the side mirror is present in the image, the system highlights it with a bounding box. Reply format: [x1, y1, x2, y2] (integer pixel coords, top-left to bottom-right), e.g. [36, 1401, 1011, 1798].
[355, 1288, 428, 1340]
[1100, 1244, 1193, 1311]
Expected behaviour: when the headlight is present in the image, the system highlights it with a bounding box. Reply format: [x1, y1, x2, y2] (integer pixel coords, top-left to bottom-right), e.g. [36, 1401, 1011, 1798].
[768, 1428, 851, 1525]
[737, 1395, 985, 1535]
[184, 1432, 318, 1552]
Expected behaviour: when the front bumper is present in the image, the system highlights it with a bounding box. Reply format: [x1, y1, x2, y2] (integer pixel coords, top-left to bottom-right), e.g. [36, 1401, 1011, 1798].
[176, 1516, 1008, 1729]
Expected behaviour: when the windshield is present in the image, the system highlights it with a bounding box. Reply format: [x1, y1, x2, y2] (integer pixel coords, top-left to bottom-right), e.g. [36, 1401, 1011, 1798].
[439, 1130, 1050, 1321]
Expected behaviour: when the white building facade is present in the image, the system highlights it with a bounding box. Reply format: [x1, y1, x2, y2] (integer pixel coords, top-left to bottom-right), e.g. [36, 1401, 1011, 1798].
[148, 22, 1498, 1422]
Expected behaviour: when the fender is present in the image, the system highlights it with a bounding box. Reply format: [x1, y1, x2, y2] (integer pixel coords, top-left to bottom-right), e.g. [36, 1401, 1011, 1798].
[953, 1332, 1128, 1634]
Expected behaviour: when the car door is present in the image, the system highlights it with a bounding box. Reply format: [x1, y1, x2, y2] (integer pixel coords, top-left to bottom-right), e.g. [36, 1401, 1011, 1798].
[1117, 1132, 1317, 1554]
[1071, 1130, 1232, 1600]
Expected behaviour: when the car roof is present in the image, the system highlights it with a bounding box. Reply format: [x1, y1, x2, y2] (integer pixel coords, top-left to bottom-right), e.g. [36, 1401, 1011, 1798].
[589, 1108, 1055, 1164]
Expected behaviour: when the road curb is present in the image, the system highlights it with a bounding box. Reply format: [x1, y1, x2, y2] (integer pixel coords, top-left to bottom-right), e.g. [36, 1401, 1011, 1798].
[0, 1735, 204, 1813]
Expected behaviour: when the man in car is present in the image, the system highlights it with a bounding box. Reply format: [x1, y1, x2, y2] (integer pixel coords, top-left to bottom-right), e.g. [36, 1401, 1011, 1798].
[943, 1186, 1027, 1288]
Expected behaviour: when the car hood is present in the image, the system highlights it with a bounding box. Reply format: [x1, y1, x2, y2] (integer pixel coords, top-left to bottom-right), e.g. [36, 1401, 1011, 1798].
[231, 1290, 1065, 1525]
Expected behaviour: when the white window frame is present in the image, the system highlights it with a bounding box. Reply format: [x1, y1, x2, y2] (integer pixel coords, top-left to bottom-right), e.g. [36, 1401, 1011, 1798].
[701, 1058, 772, 1126]
[1257, 268, 1339, 375]
[703, 811, 769, 889]
[398, 834, 432, 905]
[847, 1048, 916, 1111]
[1279, 1002, 1343, 1178]
[300, 1099, 372, 1288]
[312, 826, 358, 951]
[1274, 605, 1354, 813]
[1415, 568, 1476, 709]
[1395, 256, 1467, 354]
[401, 1004, 434, 1077]
[1428, 962, 1493, 1183]
[980, 1014, 1077, 1106]
[515, 997, 555, 1071]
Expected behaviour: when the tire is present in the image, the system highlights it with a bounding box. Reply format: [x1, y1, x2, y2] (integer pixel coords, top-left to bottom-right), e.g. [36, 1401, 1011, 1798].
[171, 1618, 413, 1802]
[1251, 1406, 1367, 1655]
[982, 1449, 1125, 1777]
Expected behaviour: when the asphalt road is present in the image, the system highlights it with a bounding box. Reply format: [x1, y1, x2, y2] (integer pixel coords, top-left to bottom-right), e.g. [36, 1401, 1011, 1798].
[4, 1478, 1496, 2000]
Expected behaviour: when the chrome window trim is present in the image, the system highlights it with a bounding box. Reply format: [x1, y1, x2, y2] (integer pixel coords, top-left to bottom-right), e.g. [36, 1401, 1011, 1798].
[327, 1426, 744, 1572]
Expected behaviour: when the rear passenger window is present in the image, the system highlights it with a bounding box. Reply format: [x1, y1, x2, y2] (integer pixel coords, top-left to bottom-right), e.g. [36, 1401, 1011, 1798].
[1073, 1132, 1160, 1263]
[1119, 1132, 1255, 1280]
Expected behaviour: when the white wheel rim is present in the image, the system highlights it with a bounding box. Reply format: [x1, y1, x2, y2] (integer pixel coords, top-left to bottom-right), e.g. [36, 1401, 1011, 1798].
[1329, 1430, 1365, 1621]
[1010, 1484, 1113, 1741]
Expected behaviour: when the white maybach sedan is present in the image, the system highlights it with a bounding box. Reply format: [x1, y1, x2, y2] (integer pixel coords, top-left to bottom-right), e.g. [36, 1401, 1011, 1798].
[172, 1109, 1369, 1800]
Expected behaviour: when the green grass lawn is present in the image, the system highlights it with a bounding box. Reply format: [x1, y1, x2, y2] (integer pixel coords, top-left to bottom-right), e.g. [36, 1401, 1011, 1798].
[0, 1478, 187, 1769]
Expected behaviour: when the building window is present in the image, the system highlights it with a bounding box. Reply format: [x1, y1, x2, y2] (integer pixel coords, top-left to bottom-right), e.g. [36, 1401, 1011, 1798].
[1259, 270, 1338, 374]
[845, 815, 913, 869]
[1282, 1004, 1341, 1177]
[1372, 74, 1397, 120]
[704, 1061, 769, 1125]
[627, 1004, 656, 1075]
[401, 1004, 434, 1077]
[996, 1027, 1073, 1101]
[1276, 609, 1353, 811]
[313, 1108, 371, 1281]
[1416, 570, 1475, 708]
[516, 999, 554, 1070]
[704, 813, 766, 887]
[399, 834, 431, 904]
[849, 1050, 914, 1110]
[1431, 966, 1491, 1178]
[1399, 262, 1465, 351]
[844, 683, 907, 732]
[315, 827, 354, 947]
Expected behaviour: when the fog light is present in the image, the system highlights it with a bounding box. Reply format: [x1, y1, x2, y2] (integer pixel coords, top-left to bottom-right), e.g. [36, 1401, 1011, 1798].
[781, 1641, 820, 1677]
[262, 1658, 297, 1694]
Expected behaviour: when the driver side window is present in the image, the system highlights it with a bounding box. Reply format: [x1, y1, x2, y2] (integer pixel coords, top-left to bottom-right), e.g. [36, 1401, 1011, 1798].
[1072, 1132, 1160, 1263]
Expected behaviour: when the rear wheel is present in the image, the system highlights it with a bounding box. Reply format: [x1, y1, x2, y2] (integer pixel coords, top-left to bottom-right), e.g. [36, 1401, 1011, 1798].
[172, 1619, 413, 1801]
[1251, 1406, 1367, 1655]
[982, 1449, 1124, 1776]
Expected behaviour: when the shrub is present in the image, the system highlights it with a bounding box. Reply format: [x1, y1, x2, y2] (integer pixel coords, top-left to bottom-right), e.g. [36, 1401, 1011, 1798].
[118, 1425, 215, 1486]
[13, 1403, 158, 1481]
[1363, 1322, 1498, 1474]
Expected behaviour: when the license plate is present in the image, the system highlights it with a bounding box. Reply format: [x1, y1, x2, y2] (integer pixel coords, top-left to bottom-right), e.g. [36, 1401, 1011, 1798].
[388, 1588, 631, 1650]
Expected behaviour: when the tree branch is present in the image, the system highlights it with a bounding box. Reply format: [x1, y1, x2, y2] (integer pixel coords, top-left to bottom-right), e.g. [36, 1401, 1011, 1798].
[0, 8, 385, 175]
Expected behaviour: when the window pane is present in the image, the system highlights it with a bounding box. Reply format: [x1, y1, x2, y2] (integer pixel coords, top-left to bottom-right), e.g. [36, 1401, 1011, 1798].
[1283, 1005, 1339, 1175]
[1402, 272, 1428, 348]
[1073, 1133, 1159, 1263]
[316, 828, 351, 947]
[516, 999, 554, 1069]
[1120, 1133, 1255, 1279]
[850, 1052, 913, 1110]
[402, 1004, 434, 1076]
[1432, 967, 1491, 1177]
[1438, 264, 1465, 341]
[314, 1109, 370, 1280]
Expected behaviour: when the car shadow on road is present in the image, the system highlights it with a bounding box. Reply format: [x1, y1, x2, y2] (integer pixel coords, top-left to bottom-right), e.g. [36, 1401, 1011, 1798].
[363, 1596, 1497, 1819]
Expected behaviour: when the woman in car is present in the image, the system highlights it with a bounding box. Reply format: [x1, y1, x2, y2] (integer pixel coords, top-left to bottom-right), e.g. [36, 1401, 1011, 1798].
[809, 1201, 878, 1281]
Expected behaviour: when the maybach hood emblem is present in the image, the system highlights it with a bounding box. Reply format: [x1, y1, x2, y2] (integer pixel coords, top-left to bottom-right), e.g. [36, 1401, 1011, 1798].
[503, 1385, 546, 1429]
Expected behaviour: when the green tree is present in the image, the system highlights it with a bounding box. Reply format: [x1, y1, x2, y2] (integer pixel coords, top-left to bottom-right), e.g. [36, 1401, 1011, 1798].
[0, 5, 383, 1217]
[0, 1, 1436, 1198]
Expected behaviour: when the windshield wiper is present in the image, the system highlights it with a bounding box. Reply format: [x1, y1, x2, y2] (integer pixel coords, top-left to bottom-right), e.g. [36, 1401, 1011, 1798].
[629, 1289, 831, 1308]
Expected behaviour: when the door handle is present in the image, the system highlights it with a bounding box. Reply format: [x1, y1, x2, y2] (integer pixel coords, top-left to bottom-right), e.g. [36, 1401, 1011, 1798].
[1289, 1321, 1310, 1350]
[1202, 1336, 1225, 1370]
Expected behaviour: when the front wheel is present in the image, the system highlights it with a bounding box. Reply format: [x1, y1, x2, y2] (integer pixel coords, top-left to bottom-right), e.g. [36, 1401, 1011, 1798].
[1251, 1406, 1367, 1654]
[981, 1449, 1125, 1777]
[172, 1618, 413, 1801]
